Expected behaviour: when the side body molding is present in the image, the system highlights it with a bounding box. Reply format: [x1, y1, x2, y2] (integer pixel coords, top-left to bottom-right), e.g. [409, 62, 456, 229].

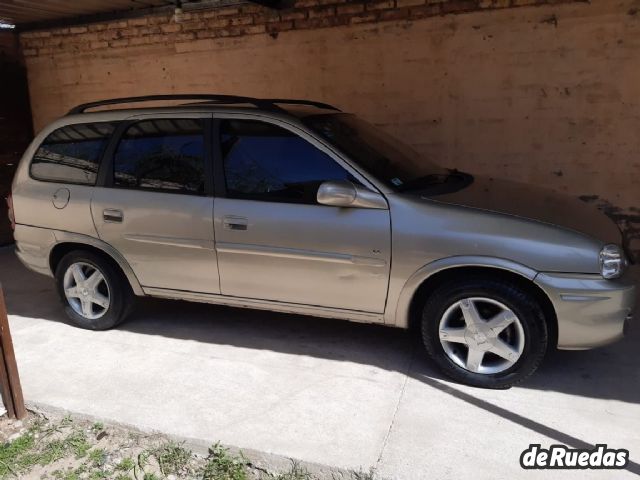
[392, 256, 539, 328]
[52, 230, 145, 296]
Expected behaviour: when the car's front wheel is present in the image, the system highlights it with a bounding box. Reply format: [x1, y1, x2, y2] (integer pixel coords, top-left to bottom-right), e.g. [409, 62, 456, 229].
[421, 276, 548, 388]
[55, 251, 133, 330]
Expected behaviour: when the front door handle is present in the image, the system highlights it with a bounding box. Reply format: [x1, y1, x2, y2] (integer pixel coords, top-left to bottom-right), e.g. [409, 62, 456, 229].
[103, 209, 123, 223]
[223, 215, 248, 231]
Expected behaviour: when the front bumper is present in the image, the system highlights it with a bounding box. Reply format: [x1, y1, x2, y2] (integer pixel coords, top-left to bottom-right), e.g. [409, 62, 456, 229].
[534, 270, 636, 349]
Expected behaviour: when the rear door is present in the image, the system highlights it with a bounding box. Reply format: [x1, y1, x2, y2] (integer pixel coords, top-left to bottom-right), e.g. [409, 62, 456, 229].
[91, 113, 220, 294]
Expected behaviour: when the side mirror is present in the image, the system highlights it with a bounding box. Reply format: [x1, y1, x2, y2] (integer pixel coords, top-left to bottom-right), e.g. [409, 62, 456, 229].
[317, 181, 387, 209]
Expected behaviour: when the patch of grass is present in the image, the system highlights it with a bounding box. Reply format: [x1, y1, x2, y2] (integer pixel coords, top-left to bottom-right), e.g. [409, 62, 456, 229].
[90, 422, 104, 434]
[0, 431, 36, 476]
[38, 438, 69, 465]
[52, 463, 91, 480]
[60, 415, 74, 427]
[152, 441, 192, 476]
[201, 443, 248, 480]
[88, 447, 107, 467]
[116, 456, 135, 472]
[88, 468, 110, 480]
[66, 429, 91, 458]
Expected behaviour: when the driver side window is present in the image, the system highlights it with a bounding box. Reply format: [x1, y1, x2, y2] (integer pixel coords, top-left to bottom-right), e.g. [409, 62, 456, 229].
[220, 119, 356, 204]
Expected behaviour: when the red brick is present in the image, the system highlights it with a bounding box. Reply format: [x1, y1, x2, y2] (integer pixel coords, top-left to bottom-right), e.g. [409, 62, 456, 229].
[230, 16, 254, 26]
[181, 21, 208, 31]
[253, 11, 282, 23]
[349, 12, 378, 23]
[441, 0, 478, 13]
[409, 3, 442, 17]
[90, 40, 109, 49]
[396, 0, 424, 6]
[88, 23, 107, 32]
[295, 16, 347, 29]
[208, 17, 231, 28]
[244, 24, 267, 35]
[366, 0, 395, 10]
[106, 20, 128, 29]
[109, 39, 128, 48]
[380, 7, 411, 20]
[280, 11, 307, 21]
[128, 17, 148, 27]
[176, 32, 196, 41]
[309, 6, 336, 18]
[337, 3, 365, 14]
[129, 36, 151, 46]
[160, 23, 182, 33]
[266, 21, 294, 33]
[241, 4, 265, 14]
[294, 0, 320, 7]
[196, 30, 217, 39]
[216, 7, 241, 16]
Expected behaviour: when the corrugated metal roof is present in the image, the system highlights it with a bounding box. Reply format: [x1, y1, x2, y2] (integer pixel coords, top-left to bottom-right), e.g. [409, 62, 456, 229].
[0, 0, 176, 27]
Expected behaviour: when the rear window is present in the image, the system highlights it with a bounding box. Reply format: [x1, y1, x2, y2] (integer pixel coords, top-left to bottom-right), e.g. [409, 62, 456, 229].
[30, 122, 117, 185]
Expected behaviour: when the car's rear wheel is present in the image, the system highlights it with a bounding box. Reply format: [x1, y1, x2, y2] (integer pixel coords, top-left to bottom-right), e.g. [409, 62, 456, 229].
[55, 251, 133, 330]
[421, 276, 548, 388]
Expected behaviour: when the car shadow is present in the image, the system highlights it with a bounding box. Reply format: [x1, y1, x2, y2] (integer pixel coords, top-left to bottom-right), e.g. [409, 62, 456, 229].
[5, 263, 638, 406]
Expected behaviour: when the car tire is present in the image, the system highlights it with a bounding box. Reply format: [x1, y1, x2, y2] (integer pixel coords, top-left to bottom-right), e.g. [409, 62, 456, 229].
[54, 250, 134, 330]
[421, 276, 548, 389]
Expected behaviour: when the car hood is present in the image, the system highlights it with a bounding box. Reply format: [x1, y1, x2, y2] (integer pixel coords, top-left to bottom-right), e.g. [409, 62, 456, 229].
[423, 176, 621, 244]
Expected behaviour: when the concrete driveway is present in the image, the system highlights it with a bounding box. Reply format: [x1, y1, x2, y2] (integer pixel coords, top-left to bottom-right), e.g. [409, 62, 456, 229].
[1, 245, 638, 479]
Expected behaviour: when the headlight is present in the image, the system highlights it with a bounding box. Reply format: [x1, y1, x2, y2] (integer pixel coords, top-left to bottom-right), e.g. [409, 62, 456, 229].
[599, 244, 627, 279]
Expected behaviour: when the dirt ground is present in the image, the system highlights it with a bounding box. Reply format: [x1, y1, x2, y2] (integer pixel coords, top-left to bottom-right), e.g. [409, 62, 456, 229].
[0, 412, 376, 480]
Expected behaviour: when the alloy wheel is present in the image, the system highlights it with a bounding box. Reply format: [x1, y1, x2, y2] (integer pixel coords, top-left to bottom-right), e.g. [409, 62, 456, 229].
[438, 297, 525, 374]
[63, 262, 111, 320]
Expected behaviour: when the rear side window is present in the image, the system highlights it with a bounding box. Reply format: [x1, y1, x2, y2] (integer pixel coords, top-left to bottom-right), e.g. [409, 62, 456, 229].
[220, 119, 355, 204]
[30, 122, 116, 185]
[113, 119, 205, 195]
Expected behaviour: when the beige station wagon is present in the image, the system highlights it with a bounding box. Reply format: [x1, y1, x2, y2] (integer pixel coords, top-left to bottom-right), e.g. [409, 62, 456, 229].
[7, 94, 636, 388]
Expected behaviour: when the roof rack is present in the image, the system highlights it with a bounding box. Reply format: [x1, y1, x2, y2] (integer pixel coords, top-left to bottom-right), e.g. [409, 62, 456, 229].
[67, 94, 341, 115]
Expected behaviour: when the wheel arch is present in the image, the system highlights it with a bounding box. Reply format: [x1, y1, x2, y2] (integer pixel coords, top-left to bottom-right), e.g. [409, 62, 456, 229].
[49, 237, 144, 296]
[396, 258, 558, 348]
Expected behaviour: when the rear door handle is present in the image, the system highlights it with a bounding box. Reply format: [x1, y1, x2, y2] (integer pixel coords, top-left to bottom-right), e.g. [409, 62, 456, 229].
[223, 215, 248, 231]
[103, 209, 123, 223]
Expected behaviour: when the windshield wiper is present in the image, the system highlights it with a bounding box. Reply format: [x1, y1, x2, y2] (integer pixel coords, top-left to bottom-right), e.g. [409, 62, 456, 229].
[397, 170, 472, 192]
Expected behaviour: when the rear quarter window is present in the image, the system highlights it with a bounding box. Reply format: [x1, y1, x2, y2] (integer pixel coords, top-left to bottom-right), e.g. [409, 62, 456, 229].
[30, 122, 117, 185]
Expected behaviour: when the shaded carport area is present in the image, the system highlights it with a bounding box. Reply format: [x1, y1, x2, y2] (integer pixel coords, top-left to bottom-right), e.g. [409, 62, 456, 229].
[1, 0, 640, 478]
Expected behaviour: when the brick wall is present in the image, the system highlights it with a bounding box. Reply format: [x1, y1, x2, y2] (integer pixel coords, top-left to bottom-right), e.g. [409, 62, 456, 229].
[19, 0, 577, 58]
[18, 0, 640, 253]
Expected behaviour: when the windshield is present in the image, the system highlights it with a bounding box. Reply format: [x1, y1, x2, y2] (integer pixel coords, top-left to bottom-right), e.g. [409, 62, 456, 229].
[302, 113, 447, 190]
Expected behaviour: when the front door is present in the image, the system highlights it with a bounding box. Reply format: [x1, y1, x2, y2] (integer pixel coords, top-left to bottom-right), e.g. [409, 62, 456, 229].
[213, 118, 391, 313]
[91, 115, 220, 294]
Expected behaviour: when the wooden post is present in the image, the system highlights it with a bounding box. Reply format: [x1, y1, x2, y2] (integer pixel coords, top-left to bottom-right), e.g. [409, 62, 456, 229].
[0, 284, 25, 419]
